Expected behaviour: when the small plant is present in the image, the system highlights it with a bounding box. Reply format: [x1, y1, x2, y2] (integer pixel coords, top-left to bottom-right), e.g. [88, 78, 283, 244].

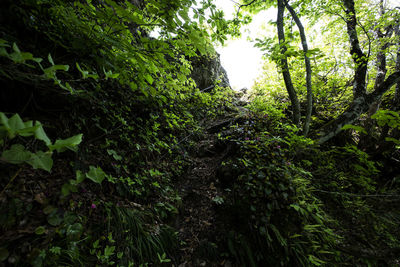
[0, 112, 82, 197]
[157, 252, 171, 263]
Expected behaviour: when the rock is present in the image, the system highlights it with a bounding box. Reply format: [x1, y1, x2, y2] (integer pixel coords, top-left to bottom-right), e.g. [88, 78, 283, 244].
[190, 53, 231, 91]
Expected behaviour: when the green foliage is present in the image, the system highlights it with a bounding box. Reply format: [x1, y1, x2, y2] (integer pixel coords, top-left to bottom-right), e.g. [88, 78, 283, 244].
[0, 112, 82, 172]
[341, 124, 367, 134]
[105, 205, 178, 265]
[85, 166, 107, 184]
[219, 113, 339, 266]
[2, 0, 400, 266]
[372, 109, 400, 130]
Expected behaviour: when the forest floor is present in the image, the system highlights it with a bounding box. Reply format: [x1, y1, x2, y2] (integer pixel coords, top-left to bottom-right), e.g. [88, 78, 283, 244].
[174, 101, 247, 266]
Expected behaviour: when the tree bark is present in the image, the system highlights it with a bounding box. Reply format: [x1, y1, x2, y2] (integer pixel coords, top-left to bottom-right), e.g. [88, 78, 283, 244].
[277, 0, 301, 126]
[284, 0, 313, 136]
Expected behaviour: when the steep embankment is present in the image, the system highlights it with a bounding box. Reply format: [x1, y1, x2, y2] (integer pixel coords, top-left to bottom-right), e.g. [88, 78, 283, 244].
[2, 1, 400, 266]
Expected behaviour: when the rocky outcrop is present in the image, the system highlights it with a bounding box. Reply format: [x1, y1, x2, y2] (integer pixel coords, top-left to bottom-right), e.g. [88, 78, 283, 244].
[190, 53, 230, 92]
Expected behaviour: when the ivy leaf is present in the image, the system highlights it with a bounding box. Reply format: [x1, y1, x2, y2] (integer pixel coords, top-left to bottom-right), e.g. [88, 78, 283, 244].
[86, 166, 106, 184]
[26, 151, 53, 172]
[48, 134, 83, 152]
[1, 144, 32, 164]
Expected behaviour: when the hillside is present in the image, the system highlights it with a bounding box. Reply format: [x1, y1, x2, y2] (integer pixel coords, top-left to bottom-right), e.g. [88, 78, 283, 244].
[1, 0, 400, 266]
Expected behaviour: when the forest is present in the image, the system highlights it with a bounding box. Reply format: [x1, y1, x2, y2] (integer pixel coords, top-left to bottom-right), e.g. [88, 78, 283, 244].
[0, 0, 400, 266]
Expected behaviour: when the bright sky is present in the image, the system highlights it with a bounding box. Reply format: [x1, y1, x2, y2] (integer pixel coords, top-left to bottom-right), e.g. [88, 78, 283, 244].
[215, 1, 276, 90]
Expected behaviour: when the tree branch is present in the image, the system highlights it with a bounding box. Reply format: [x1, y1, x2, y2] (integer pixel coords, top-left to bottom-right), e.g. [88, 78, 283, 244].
[236, 0, 259, 17]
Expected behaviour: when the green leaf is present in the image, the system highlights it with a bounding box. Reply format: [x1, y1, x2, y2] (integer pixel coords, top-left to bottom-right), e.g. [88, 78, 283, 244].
[1, 144, 32, 164]
[341, 124, 367, 134]
[35, 226, 46, 235]
[93, 240, 100, 249]
[12, 43, 21, 53]
[47, 211, 63, 226]
[49, 134, 83, 152]
[26, 151, 53, 172]
[8, 114, 25, 132]
[61, 183, 74, 196]
[66, 223, 83, 239]
[76, 62, 88, 79]
[34, 123, 52, 146]
[43, 65, 69, 78]
[107, 149, 122, 160]
[385, 137, 400, 144]
[86, 166, 106, 184]
[48, 53, 54, 65]
[49, 246, 61, 255]
[104, 246, 115, 257]
[144, 73, 154, 84]
[0, 112, 10, 129]
[17, 120, 39, 137]
[75, 170, 86, 183]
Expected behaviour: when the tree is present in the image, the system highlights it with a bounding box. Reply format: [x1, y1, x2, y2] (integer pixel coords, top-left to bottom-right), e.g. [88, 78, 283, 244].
[283, 0, 313, 135]
[316, 0, 400, 143]
[240, 0, 313, 134]
[240, 0, 400, 143]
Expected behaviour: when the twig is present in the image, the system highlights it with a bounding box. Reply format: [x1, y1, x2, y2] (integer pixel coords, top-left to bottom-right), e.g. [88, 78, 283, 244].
[236, 0, 259, 17]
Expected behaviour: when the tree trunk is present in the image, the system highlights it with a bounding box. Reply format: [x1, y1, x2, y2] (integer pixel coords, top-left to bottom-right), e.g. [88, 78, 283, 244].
[343, 0, 368, 99]
[277, 0, 301, 126]
[284, 0, 313, 136]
